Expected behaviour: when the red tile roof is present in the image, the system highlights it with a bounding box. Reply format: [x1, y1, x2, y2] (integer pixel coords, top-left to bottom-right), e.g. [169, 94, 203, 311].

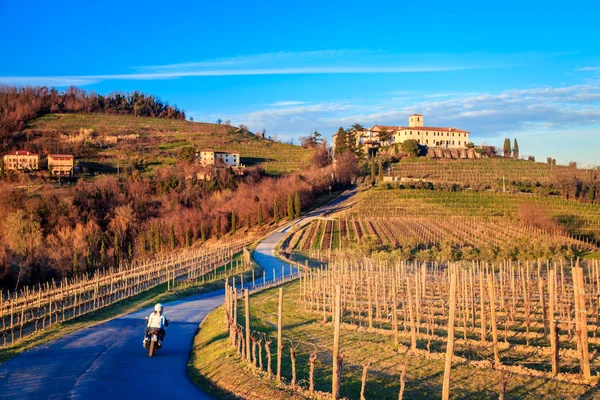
[410, 113, 424, 116]
[372, 125, 398, 131]
[5, 150, 38, 156]
[48, 154, 74, 160]
[200, 149, 240, 155]
[398, 126, 470, 134]
[373, 125, 469, 134]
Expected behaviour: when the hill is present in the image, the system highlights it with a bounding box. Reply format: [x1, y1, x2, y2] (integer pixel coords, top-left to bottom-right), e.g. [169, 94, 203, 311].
[14, 113, 314, 176]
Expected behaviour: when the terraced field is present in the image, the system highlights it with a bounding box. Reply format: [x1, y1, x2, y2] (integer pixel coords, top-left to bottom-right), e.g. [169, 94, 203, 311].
[23, 114, 314, 175]
[353, 189, 600, 239]
[387, 158, 597, 192]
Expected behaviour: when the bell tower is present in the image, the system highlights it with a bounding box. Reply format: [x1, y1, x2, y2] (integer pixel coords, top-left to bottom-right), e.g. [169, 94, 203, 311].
[409, 114, 424, 127]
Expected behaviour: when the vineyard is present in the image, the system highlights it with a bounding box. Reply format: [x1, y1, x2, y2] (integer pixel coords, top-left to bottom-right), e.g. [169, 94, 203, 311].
[386, 159, 598, 193]
[282, 217, 597, 261]
[298, 258, 600, 388]
[352, 189, 600, 238]
[219, 257, 600, 399]
[196, 186, 600, 399]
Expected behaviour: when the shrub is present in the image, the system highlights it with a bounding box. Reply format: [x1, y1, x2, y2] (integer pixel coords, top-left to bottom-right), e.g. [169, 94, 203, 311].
[401, 140, 423, 157]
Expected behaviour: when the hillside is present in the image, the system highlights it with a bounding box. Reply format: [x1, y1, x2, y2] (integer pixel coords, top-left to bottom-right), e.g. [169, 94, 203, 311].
[16, 113, 314, 176]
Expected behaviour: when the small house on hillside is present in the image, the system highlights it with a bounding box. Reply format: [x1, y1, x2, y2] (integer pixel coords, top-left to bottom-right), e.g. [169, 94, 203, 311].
[48, 154, 74, 176]
[3, 151, 39, 171]
[198, 149, 240, 167]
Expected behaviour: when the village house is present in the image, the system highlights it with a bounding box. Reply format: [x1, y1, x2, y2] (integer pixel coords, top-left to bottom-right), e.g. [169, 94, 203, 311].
[3, 151, 39, 171]
[47, 154, 74, 176]
[198, 149, 240, 167]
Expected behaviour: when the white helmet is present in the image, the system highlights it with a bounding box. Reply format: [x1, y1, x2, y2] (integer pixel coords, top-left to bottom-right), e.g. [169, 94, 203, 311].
[154, 303, 163, 313]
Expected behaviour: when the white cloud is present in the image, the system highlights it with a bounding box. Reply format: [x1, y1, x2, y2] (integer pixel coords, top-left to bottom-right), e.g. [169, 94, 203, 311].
[215, 82, 600, 148]
[0, 76, 98, 87]
[575, 66, 600, 71]
[270, 101, 306, 107]
[0, 49, 532, 86]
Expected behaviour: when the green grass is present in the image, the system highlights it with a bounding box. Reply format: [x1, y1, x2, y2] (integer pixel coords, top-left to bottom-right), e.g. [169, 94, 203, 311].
[331, 220, 340, 250]
[193, 280, 599, 400]
[23, 113, 315, 176]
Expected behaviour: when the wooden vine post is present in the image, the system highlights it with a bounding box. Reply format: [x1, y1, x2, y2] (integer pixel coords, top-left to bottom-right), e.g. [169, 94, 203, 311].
[309, 350, 317, 394]
[276, 287, 283, 383]
[398, 364, 407, 400]
[442, 266, 457, 400]
[332, 284, 342, 399]
[407, 279, 417, 352]
[548, 269, 559, 376]
[573, 266, 591, 381]
[360, 361, 371, 400]
[487, 273, 500, 368]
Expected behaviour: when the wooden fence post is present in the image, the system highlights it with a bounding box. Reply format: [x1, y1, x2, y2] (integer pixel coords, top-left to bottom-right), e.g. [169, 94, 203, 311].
[332, 284, 342, 399]
[277, 287, 283, 383]
[245, 289, 251, 363]
[442, 266, 457, 400]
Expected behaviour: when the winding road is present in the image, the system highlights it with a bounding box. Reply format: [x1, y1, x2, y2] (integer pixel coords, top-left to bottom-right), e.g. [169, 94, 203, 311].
[0, 188, 355, 399]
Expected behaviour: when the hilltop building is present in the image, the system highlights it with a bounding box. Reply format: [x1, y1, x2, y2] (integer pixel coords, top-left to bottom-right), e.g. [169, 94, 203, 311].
[3, 151, 39, 171]
[48, 154, 74, 176]
[198, 149, 240, 167]
[333, 114, 470, 155]
[386, 114, 469, 149]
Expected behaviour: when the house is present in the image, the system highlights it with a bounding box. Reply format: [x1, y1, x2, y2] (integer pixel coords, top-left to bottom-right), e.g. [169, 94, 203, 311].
[47, 154, 74, 176]
[3, 151, 39, 171]
[198, 149, 240, 167]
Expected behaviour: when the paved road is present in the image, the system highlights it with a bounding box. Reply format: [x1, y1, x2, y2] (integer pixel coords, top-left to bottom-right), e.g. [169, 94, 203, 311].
[0, 188, 355, 399]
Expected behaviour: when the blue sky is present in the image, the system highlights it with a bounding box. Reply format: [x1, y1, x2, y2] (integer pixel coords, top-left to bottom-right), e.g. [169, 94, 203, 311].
[1, 0, 599, 165]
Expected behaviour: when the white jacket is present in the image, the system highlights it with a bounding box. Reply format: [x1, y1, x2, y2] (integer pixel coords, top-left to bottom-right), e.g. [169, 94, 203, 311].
[147, 311, 167, 329]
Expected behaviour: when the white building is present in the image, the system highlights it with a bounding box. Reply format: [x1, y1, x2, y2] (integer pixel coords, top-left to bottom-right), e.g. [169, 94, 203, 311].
[387, 114, 470, 149]
[199, 149, 240, 167]
[344, 114, 470, 151]
[3, 150, 39, 171]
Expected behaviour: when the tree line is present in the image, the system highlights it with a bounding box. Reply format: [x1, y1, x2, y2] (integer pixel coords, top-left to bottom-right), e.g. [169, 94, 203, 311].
[0, 161, 346, 290]
[0, 85, 186, 137]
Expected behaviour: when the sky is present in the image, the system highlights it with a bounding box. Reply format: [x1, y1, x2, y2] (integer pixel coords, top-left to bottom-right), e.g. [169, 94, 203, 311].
[1, 0, 599, 165]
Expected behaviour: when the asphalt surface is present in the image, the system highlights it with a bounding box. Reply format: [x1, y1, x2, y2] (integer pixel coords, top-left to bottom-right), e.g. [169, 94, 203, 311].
[0, 188, 356, 399]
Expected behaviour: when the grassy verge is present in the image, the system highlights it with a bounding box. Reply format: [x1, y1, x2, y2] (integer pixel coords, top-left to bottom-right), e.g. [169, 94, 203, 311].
[0, 252, 259, 365]
[188, 304, 307, 400]
[192, 279, 598, 400]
